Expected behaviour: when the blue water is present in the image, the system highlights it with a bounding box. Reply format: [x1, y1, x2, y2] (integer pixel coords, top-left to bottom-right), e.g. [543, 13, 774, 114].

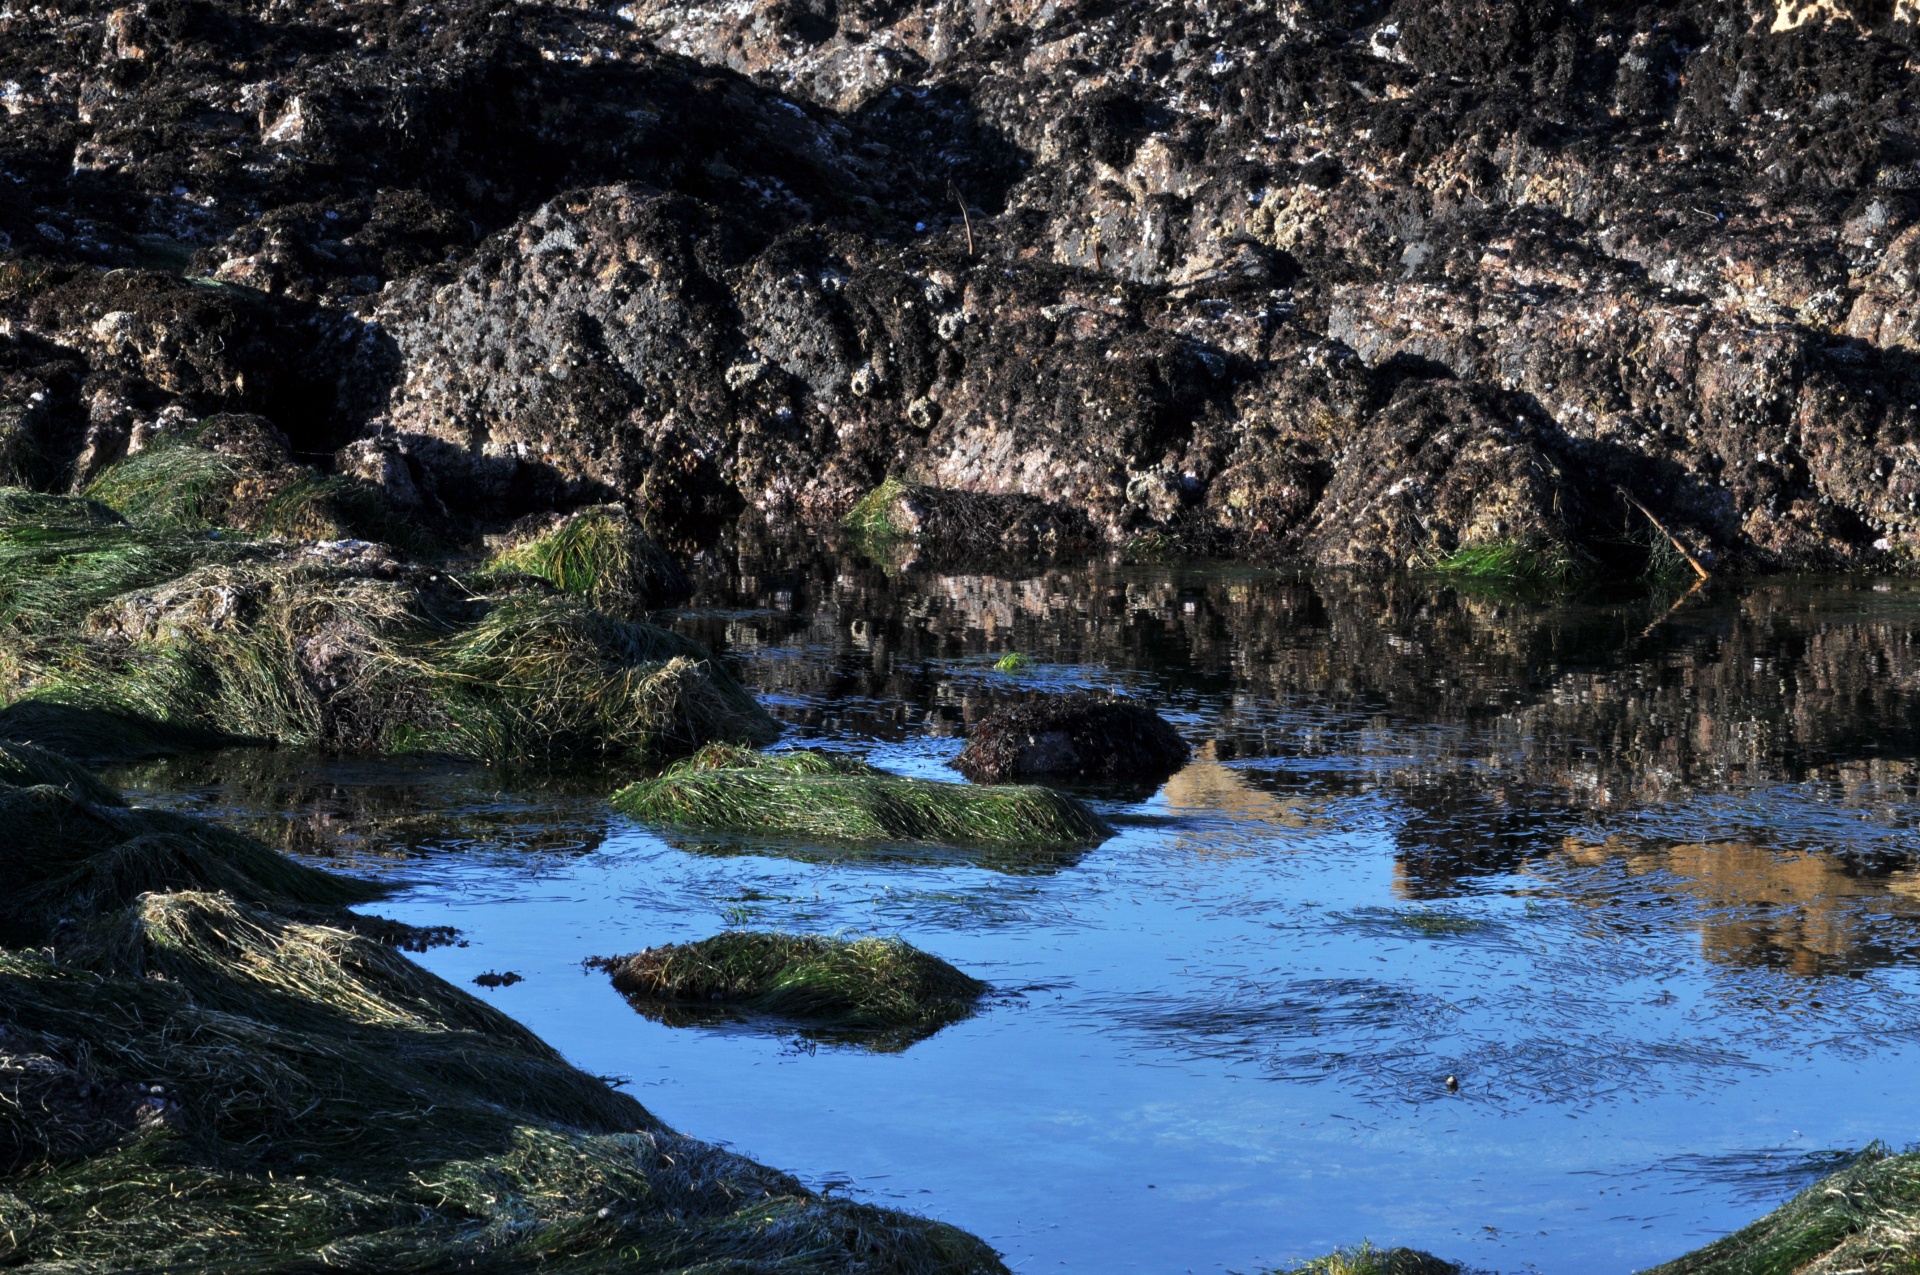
[115, 569, 1920, 1273]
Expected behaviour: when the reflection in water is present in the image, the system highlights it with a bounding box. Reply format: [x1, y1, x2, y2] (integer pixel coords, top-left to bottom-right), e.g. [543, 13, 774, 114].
[93, 555, 1920, 1274]
[1548, 836, 1920, 977]
[109, 749, 613, 869]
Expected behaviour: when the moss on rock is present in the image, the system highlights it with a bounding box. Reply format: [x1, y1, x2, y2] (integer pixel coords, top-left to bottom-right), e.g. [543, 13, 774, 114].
[0, 747, 1006, 1273]
[611, 745, 1112, 848]
[487, 505, 691, 612]
[593, 930, 988, 1038]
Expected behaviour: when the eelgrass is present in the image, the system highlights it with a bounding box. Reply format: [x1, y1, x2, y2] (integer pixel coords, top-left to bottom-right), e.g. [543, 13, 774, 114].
[0, 754, 1006, 1272]
[81, 444, 241, 531]
[0, 512, 266, 637]
[1278, 1243, 1460, 1275]
[18, 557, 777, 767]
[593, 931, 988, 1035]
[1641, 1143, 1920, 1275]
[611, 745, 1112, 848]
[488, 506, 688, 612]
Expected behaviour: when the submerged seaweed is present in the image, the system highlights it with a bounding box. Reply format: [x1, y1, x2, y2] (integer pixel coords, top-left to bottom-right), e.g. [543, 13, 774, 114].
[592, 930, 988, 1048]
[611, 745, 1112, 848]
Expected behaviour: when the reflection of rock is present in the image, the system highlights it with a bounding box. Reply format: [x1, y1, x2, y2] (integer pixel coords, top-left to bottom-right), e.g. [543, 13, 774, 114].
[1160, 747, 1323, 827]
[1549, 836, 1920, 977]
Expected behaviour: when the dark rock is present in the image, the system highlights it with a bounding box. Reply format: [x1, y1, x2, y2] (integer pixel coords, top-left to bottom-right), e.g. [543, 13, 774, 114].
[955, 692, 1190, 787]
[2, 0, 1918, 574]
[847, 480, 1100, 569]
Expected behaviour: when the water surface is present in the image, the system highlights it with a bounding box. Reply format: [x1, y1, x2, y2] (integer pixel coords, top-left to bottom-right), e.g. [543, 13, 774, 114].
[114, 562, 1920, 1273]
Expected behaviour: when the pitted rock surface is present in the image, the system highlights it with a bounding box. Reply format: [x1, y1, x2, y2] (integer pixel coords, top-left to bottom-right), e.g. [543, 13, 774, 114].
[1, 0, 1918, 570]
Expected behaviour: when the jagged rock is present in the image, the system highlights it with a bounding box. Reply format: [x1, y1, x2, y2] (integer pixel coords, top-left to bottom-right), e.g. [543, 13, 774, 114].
[955, 692, 1190, 787]
[3, 0, 1919, 573]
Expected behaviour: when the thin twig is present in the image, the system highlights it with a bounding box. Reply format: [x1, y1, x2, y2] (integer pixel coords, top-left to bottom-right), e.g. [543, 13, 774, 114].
[1617, 486, 1710, 580]
[1632, 574, 1707, 645]
[947, 182, 974, 256]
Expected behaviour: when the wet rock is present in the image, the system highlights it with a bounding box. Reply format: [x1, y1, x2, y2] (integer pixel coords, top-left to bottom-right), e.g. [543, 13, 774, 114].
[845, 478, 1099, 569]
[955, 692, 1190, 787]
[1297, 379, 1595, 573]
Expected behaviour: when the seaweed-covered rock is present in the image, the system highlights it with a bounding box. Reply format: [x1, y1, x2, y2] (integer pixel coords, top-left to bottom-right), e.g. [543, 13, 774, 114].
[0, 752, 1004, 1271]
[955, 692, 1190, 787]
[487, 504, 691, 611]
[844, 479, 1100, 569]
[1274, 1245, 1461, 1275]
[1643, 1143, 1917, 1275]
[81, 415, 428, 547]
[0, 502, 775, 765]
[612, 744, 1112, 847]
[592, 930, 987, 1042]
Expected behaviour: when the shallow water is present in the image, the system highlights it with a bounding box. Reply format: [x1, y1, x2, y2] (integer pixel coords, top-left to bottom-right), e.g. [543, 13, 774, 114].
[112, 561, 1920, 1274]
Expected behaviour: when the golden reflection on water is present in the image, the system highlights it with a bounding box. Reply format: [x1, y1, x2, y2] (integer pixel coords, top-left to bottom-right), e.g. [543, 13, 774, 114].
[1546, 835, 1920, 977]
[1158, 741, 1327, 856]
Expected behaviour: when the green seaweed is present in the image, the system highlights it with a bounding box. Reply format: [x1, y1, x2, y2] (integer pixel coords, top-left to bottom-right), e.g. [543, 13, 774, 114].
[611, 746, 1112, 848]
[1429, 538, 1585, 590]
[488, 507, 683, 611]
[1277, 1244, 1460, 1275]
[0, 757, 1005, 1273]
[593, 930, 988, 1036]
[1641, 1143, 1920, 1275]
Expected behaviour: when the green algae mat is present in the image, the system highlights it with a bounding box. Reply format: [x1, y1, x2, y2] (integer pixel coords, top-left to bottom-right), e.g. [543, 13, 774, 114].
[611, 745, 1112, 849]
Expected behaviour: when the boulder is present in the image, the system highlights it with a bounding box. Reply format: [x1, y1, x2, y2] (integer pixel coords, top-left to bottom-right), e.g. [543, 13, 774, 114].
[955, 692, 1190, 787]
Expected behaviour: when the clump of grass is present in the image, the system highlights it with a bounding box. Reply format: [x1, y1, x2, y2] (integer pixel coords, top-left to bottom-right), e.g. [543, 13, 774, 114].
[0, 490, 124, 530]
[995, 651, 1032, 673]
[34, 562, 777, 767]
[387, 593, 777, 765]
[592, 931, 988, 1033]
[611, 745, 1112, 848]
[1429, 538, 1585, 590]
[0, 738, 124, 805]
[488, 506, 690, 612]
[1644, 1143, 1920, 1275]
[0, 777, 384, 948]
[1279, 1243, 1460, 1275]
[0, 754, 1006, 1272]
[79, 428, 430, 551]
[843, 477, 913, 549]
[82, 444, 241, 531]
[0, 512, 268, 639]
[1122, 531, 1178, 564]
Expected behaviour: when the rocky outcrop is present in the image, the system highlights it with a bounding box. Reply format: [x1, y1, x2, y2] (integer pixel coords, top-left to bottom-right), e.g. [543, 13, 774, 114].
[3, 0, 1919, 572]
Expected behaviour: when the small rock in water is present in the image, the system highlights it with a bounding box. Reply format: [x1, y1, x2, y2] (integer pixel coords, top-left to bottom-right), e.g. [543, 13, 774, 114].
[956, 691, 1189, 786]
